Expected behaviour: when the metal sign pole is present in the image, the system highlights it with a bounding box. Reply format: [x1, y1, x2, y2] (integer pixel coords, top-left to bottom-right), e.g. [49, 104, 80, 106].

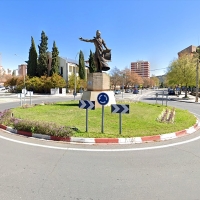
[166, 95, 168, 106]
[24, 90, 26, 105]
[155, 93, 158, 104]
[20, 94, 22, 106]
[101, 105, 104, 133]
[30, 93, 32, 105]
[119, 113, 122, 134]
[86, 109, 88, 132]
[162, 90, 164, 105]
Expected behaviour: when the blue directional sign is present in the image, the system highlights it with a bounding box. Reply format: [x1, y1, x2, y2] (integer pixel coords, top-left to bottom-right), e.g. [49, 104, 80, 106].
[111, 104, 129, 114]
[79, 100, 95, 110]
[97, 92, 109, 106]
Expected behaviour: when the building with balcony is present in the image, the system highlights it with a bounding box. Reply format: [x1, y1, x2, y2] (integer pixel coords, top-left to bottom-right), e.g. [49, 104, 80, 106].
[131, 61, 150, 78]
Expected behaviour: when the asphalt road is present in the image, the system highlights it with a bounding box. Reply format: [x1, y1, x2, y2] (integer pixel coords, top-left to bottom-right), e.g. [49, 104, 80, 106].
[0, 90, 200, 200]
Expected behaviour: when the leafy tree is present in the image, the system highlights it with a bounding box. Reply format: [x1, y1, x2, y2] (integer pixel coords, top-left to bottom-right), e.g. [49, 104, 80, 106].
[37, 31, 48, 77]
[26, 76, 42, 92]
[122, 67, 143, 89]
[110, 66, 121, 90]
[88, 50, 96, 73]
[68, 74, 81, 90]
[130, 71, 143, 87]
[4, 76, 18, 87]
[150, 76, 159, 87]
[50, 41, 59, 76]
[27, 36, 38, 77]
[50, 73, 66, 88]
[78, 50, 86, 80]
[166, 54, 196, 97]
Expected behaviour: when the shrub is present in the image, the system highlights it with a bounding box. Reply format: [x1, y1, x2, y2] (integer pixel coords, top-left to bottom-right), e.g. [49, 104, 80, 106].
[0, 109, 76, 138]
[10, 119, 74, 137]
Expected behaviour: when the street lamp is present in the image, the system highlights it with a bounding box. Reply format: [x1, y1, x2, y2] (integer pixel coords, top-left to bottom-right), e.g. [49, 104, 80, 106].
[74, 52, 79, 100]
[192, 48, 200, 102]
[122, 74, 125, 98]
[195, 58, 199, 102]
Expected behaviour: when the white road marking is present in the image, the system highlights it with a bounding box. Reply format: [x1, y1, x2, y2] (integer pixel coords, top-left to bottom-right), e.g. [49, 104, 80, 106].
[0, 134, 200, 152]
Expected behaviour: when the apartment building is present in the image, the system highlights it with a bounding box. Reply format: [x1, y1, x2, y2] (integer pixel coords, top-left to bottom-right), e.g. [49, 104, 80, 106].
[18, 64, 27, 76]
[178, 45, 198, 58]
[131, 61, 150, 78]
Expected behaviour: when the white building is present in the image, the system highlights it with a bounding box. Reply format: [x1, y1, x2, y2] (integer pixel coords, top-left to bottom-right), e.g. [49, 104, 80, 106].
[47, 52, 89, 83]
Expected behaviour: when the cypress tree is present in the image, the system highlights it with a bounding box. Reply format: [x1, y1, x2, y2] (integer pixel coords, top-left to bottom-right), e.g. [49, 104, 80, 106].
[79, 50, 85, 80]
[37, 31, 48, 77]
[50, 41, 59, 76]
[88, 50, 96, 73]
[27, 36, 38, 77]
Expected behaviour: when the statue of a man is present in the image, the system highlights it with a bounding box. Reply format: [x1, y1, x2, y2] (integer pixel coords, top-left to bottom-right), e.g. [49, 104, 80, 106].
[79, 30, 111, 72]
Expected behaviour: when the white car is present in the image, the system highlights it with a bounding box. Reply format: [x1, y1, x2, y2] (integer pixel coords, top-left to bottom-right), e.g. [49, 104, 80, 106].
[0, 87, 6, 91]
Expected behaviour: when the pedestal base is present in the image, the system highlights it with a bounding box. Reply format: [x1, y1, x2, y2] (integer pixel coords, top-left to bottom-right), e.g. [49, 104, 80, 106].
[81, 91, 116, 108]
[87, 73, 110, 91]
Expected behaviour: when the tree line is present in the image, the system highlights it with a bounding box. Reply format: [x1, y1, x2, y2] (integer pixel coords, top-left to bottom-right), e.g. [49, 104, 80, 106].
[165, 46, 200, 97]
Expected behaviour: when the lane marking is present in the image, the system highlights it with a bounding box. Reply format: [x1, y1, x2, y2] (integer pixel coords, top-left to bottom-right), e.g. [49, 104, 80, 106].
[0, 134, 200, 152]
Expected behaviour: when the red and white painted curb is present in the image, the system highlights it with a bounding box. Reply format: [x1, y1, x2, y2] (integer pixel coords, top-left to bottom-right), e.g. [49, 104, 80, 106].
[0, 120, 200, 144]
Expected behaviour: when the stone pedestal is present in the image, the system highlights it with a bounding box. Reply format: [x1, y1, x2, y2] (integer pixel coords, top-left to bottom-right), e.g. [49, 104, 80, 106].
[81, 73, 116, 108]
[87, 73, 110, 91]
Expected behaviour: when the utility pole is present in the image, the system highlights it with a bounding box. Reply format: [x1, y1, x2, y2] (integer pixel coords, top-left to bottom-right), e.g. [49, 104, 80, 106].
[196, 47, 200, 102]
[195, 59, 199, 102]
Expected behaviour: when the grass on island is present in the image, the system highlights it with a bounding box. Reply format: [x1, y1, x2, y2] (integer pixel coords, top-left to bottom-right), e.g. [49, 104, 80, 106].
[11, 101, 196, 138]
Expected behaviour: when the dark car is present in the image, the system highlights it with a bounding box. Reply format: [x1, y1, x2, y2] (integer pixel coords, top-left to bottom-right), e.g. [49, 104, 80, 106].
[168, 89, 175, 95]
[133, 89, 139, 94]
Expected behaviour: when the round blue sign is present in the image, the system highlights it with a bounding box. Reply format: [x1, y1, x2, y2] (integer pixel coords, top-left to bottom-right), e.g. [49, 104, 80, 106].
[97, 92, 109, 105]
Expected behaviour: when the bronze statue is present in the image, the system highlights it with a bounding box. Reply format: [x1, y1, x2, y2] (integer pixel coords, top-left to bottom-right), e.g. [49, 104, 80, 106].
[79, 30, 111, 72]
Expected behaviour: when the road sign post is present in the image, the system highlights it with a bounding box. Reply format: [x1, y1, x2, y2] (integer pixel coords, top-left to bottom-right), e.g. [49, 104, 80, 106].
[27, 91, 33, 105]
[111, 104, 129, 134]
[97, 92, 109, 133]
[155, 93, 158, 104]
[79, 100, 95, 132]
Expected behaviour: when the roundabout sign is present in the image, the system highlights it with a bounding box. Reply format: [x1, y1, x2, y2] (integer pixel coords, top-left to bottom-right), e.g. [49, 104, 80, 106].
[97, 92, 109, 105]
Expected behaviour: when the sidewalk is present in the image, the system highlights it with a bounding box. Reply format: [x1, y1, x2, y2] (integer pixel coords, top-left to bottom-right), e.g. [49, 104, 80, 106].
[169, 93, 198, 103]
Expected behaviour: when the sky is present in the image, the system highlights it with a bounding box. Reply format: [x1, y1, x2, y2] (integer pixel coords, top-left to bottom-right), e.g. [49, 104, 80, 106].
[0, 0, 200, 76]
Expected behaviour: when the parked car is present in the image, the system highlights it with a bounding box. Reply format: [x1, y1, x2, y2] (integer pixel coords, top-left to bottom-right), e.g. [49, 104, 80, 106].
[133, 89, 139, 94]
[125, 89, 131, 93]
[168, 89, 175, 95]
[0, 86, 6, 91]
[114, 90, 121, 94]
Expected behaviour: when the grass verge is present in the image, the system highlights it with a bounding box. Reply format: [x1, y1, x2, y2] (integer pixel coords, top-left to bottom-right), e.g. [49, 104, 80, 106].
[8, 101, 197, 138]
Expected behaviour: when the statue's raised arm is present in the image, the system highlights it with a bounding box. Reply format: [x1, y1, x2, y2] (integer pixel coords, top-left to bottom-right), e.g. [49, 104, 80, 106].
[79, 37, 93, 43]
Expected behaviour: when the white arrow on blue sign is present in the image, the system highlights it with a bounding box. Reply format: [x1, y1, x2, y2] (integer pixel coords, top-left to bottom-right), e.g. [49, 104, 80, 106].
[111, 104, 129, 114]
[79, 100, 95, 110]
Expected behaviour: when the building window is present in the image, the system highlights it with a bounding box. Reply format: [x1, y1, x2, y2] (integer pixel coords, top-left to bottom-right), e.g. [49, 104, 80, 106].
[60, 67, 63, 77]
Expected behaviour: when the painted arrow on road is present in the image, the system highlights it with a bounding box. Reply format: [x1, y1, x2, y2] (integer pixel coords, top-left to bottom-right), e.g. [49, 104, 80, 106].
[79, 100, 95, 110]
[111, 104, 129, 114]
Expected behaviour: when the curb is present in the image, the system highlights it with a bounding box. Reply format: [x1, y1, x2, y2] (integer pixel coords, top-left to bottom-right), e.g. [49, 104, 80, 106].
[0, 120, 200, 144]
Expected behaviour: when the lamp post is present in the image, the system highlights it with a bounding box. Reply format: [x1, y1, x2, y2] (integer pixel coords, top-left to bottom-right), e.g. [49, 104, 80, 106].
[192, 48, 200, 102]
[74, 52, 79, 100]
[195, 58, 199, 102]
[122, 74, 125, 98]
